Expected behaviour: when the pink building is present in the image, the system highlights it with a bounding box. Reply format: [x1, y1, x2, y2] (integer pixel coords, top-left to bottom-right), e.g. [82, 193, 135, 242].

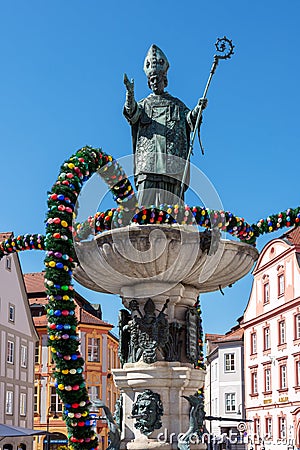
[243, 227, 300, 450]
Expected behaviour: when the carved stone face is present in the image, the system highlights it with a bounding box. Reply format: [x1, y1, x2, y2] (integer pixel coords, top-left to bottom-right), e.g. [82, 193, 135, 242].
[148, 72, 165, 95]
[136, 398, 157, 427]
[132, 390, 163, 435]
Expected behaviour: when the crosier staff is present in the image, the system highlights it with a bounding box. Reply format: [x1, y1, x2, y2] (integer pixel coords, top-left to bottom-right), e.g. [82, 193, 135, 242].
[179, 37, 234, 200]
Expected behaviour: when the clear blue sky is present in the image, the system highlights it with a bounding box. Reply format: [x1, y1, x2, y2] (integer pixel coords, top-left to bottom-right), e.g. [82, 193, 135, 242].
[0, 1, 299, 335]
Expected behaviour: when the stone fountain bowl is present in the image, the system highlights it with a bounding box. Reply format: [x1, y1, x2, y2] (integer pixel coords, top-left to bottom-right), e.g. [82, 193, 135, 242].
[73, 225, 259, 296]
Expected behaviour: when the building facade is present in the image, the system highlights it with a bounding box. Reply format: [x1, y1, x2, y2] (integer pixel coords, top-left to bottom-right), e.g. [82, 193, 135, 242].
[205, 324, 245, 443]
[0, 232, 38, 450]
[243, 227, 300, 450]
[25, 271, 120, 450]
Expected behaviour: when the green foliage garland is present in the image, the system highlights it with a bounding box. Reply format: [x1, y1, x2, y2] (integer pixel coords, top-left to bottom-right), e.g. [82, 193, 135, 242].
[44, 146, 135, 450]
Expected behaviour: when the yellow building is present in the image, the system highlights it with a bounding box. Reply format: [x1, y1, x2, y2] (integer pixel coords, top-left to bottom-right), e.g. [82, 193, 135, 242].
[25, 272, 120, 450]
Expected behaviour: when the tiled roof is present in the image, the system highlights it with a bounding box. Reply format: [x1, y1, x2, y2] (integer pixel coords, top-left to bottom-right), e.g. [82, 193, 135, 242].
[205, 327, 243, 343]
[26, 272, 113, 328]
[24, 272, 46, 294]
[205, 333, 225, 342]
[33, 309, 113, 329]
[0, 232, 13, 241]
[80, 309, 113, 327]
[281, 226, 300, 246]
[33, 316, 48, 327]
[30, 298, 46, 304]
[221, 328, 243, 341]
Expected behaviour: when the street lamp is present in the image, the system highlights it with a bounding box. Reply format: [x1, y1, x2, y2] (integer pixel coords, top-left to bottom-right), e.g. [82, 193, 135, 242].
[46, 406, 59, 450]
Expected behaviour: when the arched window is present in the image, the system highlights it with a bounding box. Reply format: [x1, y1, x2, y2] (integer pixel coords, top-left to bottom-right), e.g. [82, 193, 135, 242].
[17, 444, 26, 450]
[3, 445, 13, 450]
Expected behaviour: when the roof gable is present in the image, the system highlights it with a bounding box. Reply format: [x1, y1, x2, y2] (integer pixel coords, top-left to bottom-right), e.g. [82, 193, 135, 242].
[0, 251, 38, 339]
[254, 239, 290, 273]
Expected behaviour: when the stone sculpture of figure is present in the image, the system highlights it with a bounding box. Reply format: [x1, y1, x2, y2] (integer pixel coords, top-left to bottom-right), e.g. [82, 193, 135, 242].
[178, 393, 206, 450]
[113, 395, 123, 432]
[119, 300, 143, 364]
[124, 44, 207, 207]
[131, 389, 164, 436]
[92, 399, 121, 450]
[118, 298, 170, 365]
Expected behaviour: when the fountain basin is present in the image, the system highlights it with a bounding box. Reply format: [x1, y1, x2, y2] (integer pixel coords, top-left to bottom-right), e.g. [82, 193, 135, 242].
[73, 225, 259, 296]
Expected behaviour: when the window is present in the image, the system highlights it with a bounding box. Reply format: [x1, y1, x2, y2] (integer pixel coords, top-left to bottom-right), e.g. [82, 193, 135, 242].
[280, 365, 287, 389]
[224, 353, 235, 372]
[212, 362, 218, 381]
[3, 444, 13, 450]
[254, 418, 261, 438]
[34, 386, 39, 414]
[279, 417, 286, 439]
[264, 327, 270, 350]
[278, 274, 285, 296]
[265, 368, 271, 392]
[21, 345, 27, 368]
[295, 314, 300, 340]
[263, 283, 270, 304]
[6, 257, 11, 271]
[6, 391, 13, 414]
[225, 393, 236, 412]
[20, 393, 27, 416]
[107, 390, 112, 411]
[251, 332, 257, 354]
[114, 350, 118, 368]
[35, 341, 40, 364]
[87, 337, 100, 362]
[278, 321, 286, 345]
[108, 347, 112, 369]
[296, 361, 300, 386]
[215, 362, 218, 380]
[266, 417, 272, 439]
[9, 304, 15, 322]
[251, 372, 258, 394]
[50, 386, 63, 413]
[88, 385, 100, 402]
[7, 341, 14, 364]
[212, 397, 218, 415]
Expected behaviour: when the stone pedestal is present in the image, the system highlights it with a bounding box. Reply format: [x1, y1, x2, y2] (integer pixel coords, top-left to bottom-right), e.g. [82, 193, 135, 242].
[73, 225, 259, 449]
[113, 361, 205, 450]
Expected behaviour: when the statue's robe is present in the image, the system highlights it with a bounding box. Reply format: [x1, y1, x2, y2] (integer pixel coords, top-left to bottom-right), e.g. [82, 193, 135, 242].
[124, 92, 195, 206]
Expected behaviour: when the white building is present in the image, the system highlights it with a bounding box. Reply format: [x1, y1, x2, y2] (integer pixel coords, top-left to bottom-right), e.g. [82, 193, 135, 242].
[0, 232, 39, 450]
[243, 227, 300, 450]
[205, 324, 245, 442]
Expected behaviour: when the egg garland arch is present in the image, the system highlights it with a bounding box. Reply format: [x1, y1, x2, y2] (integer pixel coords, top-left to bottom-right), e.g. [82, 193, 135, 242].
[0, 145, 299, 450]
